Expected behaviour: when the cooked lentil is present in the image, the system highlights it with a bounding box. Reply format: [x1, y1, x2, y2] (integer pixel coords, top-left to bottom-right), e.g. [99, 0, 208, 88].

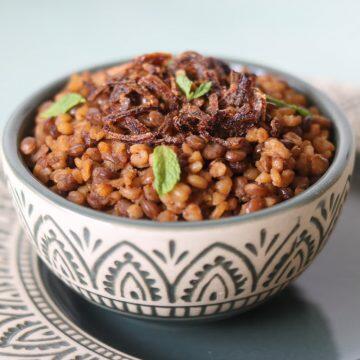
[20, 51, 336, 221]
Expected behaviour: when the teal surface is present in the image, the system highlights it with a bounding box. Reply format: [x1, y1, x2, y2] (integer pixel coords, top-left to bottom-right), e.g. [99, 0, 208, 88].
[0, 0, 360, 131]
[1, 2, 360, 357]
[41, 160, 360, 360]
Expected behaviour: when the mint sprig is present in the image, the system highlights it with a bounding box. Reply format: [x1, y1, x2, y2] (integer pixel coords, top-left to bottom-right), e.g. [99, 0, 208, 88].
[176, 73, 212, 101]
[193, 81, 212, 99]
[40, 93, 86, 119]
[266, 95, 311, 117]
[153, 145, 181, 196]
[176, 73, 193, 100]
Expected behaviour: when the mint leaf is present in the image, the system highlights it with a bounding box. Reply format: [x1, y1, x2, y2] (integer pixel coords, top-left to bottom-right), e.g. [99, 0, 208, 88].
[266, 95, 311, 117]
[40, 93, 86, 118]
[176, 73, 193, 100]
[153, 145, 181, 196]
[176, 73, 212, 101]
[193, 81, 212, 99]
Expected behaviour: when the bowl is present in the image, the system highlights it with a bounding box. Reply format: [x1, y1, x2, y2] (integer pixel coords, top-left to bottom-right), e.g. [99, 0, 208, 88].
[1, 59, 355, 321]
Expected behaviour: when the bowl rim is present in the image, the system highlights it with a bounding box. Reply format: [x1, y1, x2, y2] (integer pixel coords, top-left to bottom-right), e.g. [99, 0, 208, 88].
[1, 57, 354, 230]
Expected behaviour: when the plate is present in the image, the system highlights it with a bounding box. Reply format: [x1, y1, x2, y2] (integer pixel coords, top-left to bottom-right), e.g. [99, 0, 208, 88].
[0, 175, 134, 359]
[1, 158, 360, 359]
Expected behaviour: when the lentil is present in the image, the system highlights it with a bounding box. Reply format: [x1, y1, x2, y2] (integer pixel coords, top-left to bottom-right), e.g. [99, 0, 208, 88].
[20, 137, 37, 155]
[183, 204, 203, 221]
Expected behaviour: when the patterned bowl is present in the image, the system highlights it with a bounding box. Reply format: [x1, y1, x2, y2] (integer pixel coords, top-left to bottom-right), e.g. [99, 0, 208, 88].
[1, 60, 355, 321]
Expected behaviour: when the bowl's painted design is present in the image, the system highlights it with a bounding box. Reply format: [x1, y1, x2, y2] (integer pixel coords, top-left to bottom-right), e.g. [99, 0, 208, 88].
[0, 175, 129, 359]
[5, 171, 351, 319]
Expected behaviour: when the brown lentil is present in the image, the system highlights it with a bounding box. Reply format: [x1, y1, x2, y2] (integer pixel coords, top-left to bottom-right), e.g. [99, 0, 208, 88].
[143, 184, 160, 202]
[20, 137, 37, 155]
[189, 161, 203, 173]
[210, 201, 228, 219]
[67, 190, 86, 205]
[157, 210, 178, 222]
[225, 150, 247, 163]
[171, 183, 192, 202]
[202, 143, 226, 160]
[241, 197, 265, 214]
[244, 183, 269, 198]
[115, 199, 132, 216]
[209, 161, 227, 178]
[127, 204, 144, 219]
[187, 174, 208, 189]
[186, 135, 206, 150]
[183, 204, 203, 221]
[140, 199, 161, 219]
[311, 154, 329, 175]
[215, 176, 232, 196]
[147, 111, 164, 127]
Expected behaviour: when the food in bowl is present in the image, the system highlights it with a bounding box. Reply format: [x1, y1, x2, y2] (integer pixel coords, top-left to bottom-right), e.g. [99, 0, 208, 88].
[3, 55, 353, 320]
[19, 52, 335, 221]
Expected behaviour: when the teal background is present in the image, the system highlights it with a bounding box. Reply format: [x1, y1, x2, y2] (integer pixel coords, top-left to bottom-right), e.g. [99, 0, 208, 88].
[0, 0, 359, 128]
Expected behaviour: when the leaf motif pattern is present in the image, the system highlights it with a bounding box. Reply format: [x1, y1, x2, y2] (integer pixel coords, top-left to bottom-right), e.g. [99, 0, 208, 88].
[0, 172, 131, 359]
[6, 173, 351, 319]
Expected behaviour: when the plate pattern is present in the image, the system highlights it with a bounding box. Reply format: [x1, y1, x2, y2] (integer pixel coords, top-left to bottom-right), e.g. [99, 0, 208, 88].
[7, 173, 351, 319]
[0, 172, 135, 359]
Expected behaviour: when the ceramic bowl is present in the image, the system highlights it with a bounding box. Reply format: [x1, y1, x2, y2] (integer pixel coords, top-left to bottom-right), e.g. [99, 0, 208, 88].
[1, 60, 355, 321]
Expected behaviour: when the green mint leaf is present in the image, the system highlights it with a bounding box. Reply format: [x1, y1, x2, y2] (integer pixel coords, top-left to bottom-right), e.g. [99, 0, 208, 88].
[40, 93, 86, 118]
[176, 73, 193, 100]
[193, 81, 212, 99]
[266, 95, 311, 117]
[176, 72, 212, 101]
[153, 145, 181, 196]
